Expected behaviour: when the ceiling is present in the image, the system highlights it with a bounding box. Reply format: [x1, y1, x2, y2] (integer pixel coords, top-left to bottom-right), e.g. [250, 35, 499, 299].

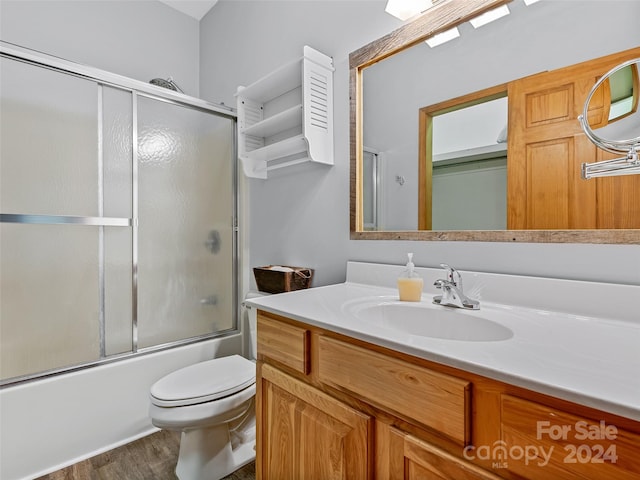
[158, 0, 218, 20]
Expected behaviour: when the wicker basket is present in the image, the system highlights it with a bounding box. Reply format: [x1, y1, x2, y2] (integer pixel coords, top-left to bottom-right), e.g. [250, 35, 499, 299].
[253, 266, 314, 294]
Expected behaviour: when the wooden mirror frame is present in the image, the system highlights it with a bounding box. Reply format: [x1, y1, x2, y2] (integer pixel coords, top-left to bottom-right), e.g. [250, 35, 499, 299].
[349, 0, 640, 244]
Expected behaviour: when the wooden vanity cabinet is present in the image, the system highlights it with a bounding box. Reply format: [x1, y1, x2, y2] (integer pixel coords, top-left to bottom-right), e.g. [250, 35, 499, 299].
[255, 311, 640, 480]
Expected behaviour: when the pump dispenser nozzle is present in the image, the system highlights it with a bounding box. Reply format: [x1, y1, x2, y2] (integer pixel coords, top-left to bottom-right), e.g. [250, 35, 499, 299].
[406, 253, 415, 275]
[397, 253, 423, 301]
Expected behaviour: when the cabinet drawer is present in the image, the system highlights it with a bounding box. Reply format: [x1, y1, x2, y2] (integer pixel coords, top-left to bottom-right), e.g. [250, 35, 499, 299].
[318, 335, 470, 444]
[501, 394, 640, 480]
[257, 313, 309, 374]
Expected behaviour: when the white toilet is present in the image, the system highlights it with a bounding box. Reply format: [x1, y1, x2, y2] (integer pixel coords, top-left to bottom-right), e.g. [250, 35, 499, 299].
[149, 295, 261, 480]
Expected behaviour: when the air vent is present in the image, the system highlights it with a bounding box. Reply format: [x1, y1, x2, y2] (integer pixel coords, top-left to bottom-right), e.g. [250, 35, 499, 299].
[309, 70, 329, 130]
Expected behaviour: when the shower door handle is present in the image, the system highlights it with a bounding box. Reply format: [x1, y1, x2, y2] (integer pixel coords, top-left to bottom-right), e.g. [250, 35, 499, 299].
[205, 230, 221, 254]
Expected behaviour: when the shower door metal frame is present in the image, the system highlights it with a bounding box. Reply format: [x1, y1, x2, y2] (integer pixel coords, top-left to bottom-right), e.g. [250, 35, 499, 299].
[0, 42, 240, 386]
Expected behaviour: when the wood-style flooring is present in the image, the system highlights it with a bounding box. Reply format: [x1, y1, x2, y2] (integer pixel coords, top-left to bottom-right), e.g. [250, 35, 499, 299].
[35, 430, 256, 480]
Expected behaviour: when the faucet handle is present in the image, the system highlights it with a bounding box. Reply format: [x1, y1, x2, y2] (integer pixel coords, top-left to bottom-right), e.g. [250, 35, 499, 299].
[440, 263, 462, 289]
[433, 278, 446, 289]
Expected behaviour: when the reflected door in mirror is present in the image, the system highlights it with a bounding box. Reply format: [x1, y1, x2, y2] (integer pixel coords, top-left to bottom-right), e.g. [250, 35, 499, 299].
[507, 48, 640, 230]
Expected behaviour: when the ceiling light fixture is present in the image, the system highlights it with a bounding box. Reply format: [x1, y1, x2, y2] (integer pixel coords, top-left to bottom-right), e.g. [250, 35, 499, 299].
[385, 0, 433, 21]
[470, 4, 510, 28]
[524, 0, 541, 5]
[425, 27, 460, 47]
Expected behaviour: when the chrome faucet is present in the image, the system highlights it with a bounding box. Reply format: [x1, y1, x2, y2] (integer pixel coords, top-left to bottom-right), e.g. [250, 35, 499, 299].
[433, 264, 480, 310]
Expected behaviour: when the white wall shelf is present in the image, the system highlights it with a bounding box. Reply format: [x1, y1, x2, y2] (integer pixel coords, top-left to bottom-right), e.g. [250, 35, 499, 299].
[241, 104, 302, 138]
[244, 134, 308, 162]
[236, 46, 334, 178]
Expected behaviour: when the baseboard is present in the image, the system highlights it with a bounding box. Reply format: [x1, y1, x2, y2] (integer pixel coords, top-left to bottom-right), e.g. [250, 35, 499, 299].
[24, 427, 160, 480]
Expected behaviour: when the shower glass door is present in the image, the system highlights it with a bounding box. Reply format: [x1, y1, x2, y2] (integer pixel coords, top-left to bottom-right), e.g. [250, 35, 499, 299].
[0, 49, 237, 384]
[137, 96, 235, 348]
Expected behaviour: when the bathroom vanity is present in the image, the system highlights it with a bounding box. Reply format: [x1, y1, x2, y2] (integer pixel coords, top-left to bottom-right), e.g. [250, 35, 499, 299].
[247, 262, 640, 479]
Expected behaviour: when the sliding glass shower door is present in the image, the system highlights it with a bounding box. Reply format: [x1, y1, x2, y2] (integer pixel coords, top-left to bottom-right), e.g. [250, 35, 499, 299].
[0, 48, 237, 384]
[136, 96, 235, 349]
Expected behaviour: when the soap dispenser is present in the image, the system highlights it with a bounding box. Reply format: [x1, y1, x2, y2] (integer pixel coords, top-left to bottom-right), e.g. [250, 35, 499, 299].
[397, 253, 423, 302]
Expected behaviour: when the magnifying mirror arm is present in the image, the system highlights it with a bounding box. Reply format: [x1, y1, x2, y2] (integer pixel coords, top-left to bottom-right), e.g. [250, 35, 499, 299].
[578, 112, 640, 179]
[581, 147, 640, 179]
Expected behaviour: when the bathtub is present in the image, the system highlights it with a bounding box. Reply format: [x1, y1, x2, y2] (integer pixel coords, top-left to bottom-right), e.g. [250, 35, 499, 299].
[0, 333, 242, 480]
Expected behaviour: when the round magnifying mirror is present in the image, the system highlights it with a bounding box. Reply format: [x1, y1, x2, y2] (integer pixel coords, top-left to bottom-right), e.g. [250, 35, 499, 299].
[578, 58, 640, 178]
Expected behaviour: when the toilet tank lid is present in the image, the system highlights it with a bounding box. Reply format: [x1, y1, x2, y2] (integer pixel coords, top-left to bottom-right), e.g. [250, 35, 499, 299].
[150, 355, 255, 407]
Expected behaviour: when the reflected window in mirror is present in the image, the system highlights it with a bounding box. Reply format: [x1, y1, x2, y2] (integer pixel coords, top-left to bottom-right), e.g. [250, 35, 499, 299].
[608, 63, 638, 122]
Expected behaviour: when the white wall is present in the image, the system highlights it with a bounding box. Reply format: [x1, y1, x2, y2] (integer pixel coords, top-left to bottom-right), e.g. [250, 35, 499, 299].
[0, 0, 200, 96]
[200, 0, 640, 287]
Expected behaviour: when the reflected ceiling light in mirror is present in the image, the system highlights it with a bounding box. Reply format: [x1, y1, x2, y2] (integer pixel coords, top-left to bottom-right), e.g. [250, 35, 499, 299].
[425, 27, 460, 47]
[385, 0, 433, 21]
[470, 4, 510, 28]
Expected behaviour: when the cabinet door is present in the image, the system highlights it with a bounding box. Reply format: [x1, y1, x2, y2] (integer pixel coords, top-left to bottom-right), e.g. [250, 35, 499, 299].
[258, 363, 372, 480]
[379, 422, 502, 480]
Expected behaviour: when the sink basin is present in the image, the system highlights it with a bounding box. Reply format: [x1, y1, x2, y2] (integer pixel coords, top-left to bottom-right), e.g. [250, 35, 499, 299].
[345, 299, 513, 342]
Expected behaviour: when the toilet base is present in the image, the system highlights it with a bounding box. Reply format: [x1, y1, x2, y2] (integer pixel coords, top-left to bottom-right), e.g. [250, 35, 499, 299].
[175, 414, 256, 480]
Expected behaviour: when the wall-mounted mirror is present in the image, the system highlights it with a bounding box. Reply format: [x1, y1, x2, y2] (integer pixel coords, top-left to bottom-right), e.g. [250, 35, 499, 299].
[579, 59, 640, 178]
[350, 0, 640, 243]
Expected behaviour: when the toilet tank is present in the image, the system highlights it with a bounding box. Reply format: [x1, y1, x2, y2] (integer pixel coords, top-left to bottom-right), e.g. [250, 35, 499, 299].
[244, 291, 267, 360]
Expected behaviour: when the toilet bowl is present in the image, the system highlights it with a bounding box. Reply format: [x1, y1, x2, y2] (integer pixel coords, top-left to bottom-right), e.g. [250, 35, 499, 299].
[148, 293, 263, 480]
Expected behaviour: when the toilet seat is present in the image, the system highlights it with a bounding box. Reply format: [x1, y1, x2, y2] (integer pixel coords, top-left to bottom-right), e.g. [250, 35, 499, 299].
[150, 355, 255, 407]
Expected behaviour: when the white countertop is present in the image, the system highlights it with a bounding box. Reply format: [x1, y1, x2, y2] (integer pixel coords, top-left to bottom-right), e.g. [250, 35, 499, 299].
[246, 262, 640, 421]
